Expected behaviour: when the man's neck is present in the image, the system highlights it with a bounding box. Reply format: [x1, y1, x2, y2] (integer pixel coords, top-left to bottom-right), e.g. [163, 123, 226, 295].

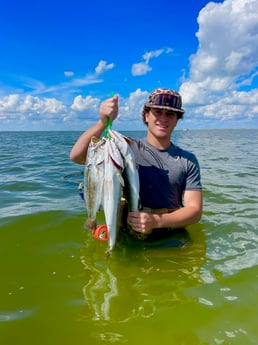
[146, 133, 171, 150]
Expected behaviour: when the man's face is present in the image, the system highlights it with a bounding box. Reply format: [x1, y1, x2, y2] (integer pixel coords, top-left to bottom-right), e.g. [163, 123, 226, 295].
[145, 108, 178, 138]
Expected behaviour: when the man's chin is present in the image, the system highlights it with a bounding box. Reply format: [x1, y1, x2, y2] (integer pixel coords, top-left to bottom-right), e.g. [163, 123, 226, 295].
[156, 128, 169, 136]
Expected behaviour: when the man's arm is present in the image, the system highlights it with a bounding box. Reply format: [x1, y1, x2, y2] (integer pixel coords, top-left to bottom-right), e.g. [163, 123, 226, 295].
[69, 120, 106, 164]
[70, 95, 119, 164]
[127, 190, 203, 233]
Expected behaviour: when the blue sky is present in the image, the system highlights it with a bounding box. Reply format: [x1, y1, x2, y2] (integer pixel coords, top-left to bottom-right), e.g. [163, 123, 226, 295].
[0, 0, 258, 131]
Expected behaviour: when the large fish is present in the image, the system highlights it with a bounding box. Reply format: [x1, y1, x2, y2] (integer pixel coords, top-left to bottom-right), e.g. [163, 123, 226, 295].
[84, 130, 140, 253]
[102, 138, 125, 252]
[108, 129, 140, 212]
[84, 136, 105, 230]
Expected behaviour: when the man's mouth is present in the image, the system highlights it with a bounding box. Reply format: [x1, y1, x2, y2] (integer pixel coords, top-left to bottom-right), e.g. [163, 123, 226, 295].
[156, 124, 168, 129]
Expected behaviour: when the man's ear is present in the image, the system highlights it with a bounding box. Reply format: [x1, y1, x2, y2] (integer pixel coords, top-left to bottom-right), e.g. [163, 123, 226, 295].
[144, 111, 150, 124]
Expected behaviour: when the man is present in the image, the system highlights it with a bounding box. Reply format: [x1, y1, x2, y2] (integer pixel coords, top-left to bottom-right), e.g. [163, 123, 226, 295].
[70, 88, 202, 240]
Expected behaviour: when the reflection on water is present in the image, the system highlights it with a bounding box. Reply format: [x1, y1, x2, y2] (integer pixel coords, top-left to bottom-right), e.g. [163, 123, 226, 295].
[79, 224, 207, 325]
[0, 308, 37, 322]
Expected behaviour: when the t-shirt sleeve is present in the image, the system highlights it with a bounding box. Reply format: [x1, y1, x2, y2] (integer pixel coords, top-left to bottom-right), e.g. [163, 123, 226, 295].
[185, 153, 202, 191]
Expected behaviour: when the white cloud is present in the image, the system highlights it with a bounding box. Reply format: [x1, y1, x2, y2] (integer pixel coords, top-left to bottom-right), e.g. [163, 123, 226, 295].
[64, 71, 74, 77]
[131, 48, 173, 76]
[31, 61, 115, 96]
[190, 89, 258, 120]
[18, 95, 65, 114]
[0, 94, 67, 122]
[95, 60, 115, 75]
[0, 94, 20, 112]
[142, 49, 163, 63]
[68, 74, 102, 88]
[119, 88, 148, 122]
[0, 59, 116, 129]
[1, 0, 258, 130]
[0, 90, 148, 130]
[180, 0, 258, 122]
[131, 62, 152, 76]
[17, 63, 114, 97]
[70, 95, 99, 112]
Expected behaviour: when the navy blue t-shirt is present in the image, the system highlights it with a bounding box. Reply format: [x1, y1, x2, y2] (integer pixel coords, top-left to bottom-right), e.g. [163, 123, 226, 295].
[130, 139, 202, 210]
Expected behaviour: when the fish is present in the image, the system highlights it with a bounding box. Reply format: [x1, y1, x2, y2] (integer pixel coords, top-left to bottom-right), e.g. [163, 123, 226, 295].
[102, 138, 125, 252]
[83, 130, 140, 253]
[84, 136, 106, 230]
[108, 129, 140, 212]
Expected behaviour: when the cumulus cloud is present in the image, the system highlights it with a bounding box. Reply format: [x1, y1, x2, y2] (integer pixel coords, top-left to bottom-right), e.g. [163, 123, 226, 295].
[131, 48, 173, 76]
[119, 88, 148, 122]
[0, 94, 67, 123]
[0, 90, 148, 130]
[180, 0, 258, 121]
[1, 0, 258, 130]
[0, 58, 117, 129]
[95, 60, 115, 75]
[193, 89, 258, 120]
[70, 95, 99, 112]
[131, 62, 152, 76]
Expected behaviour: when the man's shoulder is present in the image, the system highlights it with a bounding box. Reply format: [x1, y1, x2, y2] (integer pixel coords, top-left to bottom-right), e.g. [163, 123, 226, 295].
[130, 138, 147, 151]
[171, 145, 199, 164]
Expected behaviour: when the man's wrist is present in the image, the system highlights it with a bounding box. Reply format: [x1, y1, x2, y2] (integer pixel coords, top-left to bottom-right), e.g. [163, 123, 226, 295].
[153, 214, 163, 228]
[97, 119, 106, 129]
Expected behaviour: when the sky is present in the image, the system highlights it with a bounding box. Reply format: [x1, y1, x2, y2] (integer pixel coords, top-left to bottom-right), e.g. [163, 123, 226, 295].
[0, 0, 258, 131]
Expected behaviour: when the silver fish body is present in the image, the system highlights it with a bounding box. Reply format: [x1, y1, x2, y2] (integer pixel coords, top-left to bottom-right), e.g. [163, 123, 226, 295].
[84, 136, 105, 230]
[108, 129, 140, 211]
[103, 138, 124, 252]
[83, 130, 140, 253]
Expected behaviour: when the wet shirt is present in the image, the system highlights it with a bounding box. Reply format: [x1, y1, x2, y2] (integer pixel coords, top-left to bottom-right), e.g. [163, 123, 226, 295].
[130, 138, 202, 210]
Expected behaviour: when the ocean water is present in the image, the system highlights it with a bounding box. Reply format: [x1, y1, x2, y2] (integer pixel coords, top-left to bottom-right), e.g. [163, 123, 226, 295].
[0, 129, 257, 345]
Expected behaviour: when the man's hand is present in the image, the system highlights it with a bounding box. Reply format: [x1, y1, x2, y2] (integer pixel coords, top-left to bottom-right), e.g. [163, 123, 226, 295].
[99, 95, 119, 125]
[127, 211, 156, 234]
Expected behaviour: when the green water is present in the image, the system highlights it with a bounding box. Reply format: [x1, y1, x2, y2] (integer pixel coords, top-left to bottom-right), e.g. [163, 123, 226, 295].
[0, 130, 257, 344]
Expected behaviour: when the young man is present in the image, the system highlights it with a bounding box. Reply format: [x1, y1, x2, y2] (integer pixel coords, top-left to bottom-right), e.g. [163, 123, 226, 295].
[70, 88, 202, 240]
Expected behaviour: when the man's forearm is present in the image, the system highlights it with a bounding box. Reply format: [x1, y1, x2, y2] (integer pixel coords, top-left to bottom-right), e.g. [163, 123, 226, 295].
[69, 120, 105, 164]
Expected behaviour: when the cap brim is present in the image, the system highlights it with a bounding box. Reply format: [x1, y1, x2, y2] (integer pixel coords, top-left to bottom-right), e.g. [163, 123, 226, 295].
[145, 103, 185, 114]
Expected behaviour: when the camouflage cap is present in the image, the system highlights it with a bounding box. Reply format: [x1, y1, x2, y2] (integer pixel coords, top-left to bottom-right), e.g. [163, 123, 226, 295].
[145, 88, 184, 114]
